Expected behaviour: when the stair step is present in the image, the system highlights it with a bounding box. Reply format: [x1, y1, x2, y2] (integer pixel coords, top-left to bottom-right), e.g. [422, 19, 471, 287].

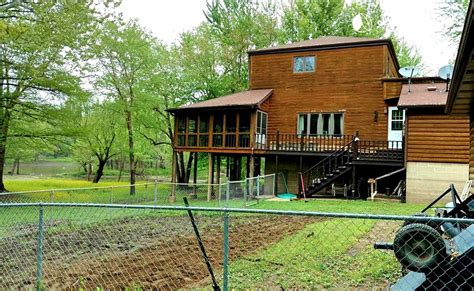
[338, 166, 347, 169]
[326, 173, 334, 177]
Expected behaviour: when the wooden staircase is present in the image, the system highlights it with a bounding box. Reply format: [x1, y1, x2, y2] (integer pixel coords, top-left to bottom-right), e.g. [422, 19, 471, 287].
[300, 139, 356, 198]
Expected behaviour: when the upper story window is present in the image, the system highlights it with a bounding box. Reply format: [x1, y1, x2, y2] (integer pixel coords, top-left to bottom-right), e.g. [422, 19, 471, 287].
[298, 113, 343, 136]
[293, 56, 315, 73]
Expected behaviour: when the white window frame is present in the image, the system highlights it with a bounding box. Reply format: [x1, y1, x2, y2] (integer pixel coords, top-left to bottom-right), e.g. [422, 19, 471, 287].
[256, 110, 268, 145]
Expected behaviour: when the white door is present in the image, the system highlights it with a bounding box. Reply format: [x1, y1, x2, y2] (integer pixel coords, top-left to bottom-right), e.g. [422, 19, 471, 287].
[388, 107, 405, 149]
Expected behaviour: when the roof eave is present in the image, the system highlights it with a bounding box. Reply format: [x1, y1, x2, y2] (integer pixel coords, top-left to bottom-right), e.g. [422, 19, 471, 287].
[445, 0, 474, 114]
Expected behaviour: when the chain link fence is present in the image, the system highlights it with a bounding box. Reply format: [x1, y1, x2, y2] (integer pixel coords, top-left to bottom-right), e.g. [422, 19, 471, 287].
[0, 182, 218, 205]
[0, 203, 472, 290]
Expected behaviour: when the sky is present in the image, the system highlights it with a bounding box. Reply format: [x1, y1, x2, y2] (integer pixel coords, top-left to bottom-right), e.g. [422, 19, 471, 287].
[119, 0, 457, 76]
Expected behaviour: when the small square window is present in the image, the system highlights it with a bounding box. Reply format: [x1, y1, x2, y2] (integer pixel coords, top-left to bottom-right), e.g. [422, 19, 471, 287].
[293, 56, 315, 73]
[304, 56, 315, 71]
[294, 57, 304, 72]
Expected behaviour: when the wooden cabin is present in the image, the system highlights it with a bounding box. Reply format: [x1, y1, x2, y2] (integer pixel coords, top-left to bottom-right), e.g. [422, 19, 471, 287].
[168, 36, 408, 200]
[446, 1, 474, 184]
[397, 78, 470, 203]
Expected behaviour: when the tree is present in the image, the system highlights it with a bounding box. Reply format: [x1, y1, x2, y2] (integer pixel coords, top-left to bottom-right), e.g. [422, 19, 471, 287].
[94, 20, 159, 194]
[0, 1, 113, 191]
[73, 103, 120, 183]
[280, 0, 423, 68]
[205, 0, 280, 91]
[439, 0, 470, 43]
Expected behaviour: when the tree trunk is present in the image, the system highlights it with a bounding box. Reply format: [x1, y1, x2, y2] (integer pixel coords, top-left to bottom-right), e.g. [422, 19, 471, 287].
[0, 110, 11, 192]
[15, 159, 19, 175]
[10, 159, 16, 175]
[92, 159, 107, 183]
[117, 157, 124, 182]
[125, 110, 136, 195]
[87, 162, 93, 181]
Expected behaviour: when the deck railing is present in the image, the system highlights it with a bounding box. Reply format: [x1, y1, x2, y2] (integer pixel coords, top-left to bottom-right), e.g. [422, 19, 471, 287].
[255, 132, 354, 152]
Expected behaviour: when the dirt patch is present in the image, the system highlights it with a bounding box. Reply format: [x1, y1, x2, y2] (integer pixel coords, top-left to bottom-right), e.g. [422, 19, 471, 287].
[346, 220, 401, 256]
[0, 214, 319, 289]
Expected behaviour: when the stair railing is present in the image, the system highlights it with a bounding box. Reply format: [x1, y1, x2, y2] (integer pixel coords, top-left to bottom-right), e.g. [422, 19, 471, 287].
[299, 137, 357, 195]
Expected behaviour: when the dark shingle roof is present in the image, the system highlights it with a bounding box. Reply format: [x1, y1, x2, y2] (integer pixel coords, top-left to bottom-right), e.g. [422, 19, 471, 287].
[398, 83, 448, 108]
[249, 36, 390, 54]
[168, 89, 273, 112]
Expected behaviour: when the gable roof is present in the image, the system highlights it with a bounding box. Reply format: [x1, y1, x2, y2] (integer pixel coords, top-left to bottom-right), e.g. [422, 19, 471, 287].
[398, 83, 448, 108]
[445, 0, 474, 114]
[167, 89, 273, 112]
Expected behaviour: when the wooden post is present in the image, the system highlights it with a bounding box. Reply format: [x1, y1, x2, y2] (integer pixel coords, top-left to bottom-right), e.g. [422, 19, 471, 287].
[275, 155, 279, 194]
[298, 155, 303, 195]
[170, 150, 177, 202]
[216, 155, 221, 185]
[276, 130, 280, 151]
[192, 152, 198, 198]
[352, 165, 356, 198]
[207, 153, 213, 201]
[249, 155, 255, 196]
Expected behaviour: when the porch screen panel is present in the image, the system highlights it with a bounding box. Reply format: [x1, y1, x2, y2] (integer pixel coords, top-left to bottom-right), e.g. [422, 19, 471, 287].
[187, 116, 197, 146]
[199, 116, 209, 147]
[177, 117, 186, 146]
[213, 114, 223, 147]
[225, 113, 237, 147]
[239, 112, 251, 147]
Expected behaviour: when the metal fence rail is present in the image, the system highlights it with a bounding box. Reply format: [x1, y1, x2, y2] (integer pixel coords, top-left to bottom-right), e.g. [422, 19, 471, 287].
[1, 203, 473, 290]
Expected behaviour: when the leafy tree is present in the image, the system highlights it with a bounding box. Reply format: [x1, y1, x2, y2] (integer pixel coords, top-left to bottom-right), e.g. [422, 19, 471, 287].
[439, 0, 470, 43]
[0, 1, 115, 191]
[280, 0, 423, 68]
[73, 103, 120, 183]
[94, 19, 160, 194]
[205, 0, 280, 91]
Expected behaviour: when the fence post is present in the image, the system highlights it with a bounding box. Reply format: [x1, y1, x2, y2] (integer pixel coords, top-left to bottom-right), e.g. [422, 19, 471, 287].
[36, 205, 45, 291]
[225, 182, 230, 207]
[223, 211, 229, 291]
[256, 175, 260, 197]
[49, 190, 54, 225]
[154, 179, 158, 205]
[109, 187, 113, 204]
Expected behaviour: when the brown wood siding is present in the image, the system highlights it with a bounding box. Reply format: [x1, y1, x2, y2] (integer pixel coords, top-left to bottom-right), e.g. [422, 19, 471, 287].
[384, 81, 402, 100]
[470, 112, 474, 179]
[259, 98, 270, 112]
[249, 45, 392, 141]
[406, 114, 470, 163]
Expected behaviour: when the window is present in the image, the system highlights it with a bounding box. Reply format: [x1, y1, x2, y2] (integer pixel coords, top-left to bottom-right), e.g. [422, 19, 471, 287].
[298, 113, 344, 136]
[198, 116, 209, 147]
[293, 56, 316, 73]
[239, 112, 251, 147]
[256, 111, 267, 145]
[177, 117, 186, 146]
[391, 110, 404, 130]
[213, 114, 223, 147]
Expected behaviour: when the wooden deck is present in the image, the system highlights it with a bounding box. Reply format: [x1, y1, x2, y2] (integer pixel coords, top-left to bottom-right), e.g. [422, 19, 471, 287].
[175, 132, 404, 163]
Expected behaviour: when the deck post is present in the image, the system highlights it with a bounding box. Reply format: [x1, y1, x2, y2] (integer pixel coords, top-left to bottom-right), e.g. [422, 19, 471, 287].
[216, 154, 221, 187]
[249, 155, 255, 197]
[170, 150, 177, 202]
[352, 165, 356, 198]
[276, 130, 280, 151]
[192, 152, 198, 198]
[207, 153, 213, 201]
[275, 155, 279, 194]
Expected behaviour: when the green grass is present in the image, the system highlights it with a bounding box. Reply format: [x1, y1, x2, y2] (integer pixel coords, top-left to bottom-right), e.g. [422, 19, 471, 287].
[226, 219, 400, 289]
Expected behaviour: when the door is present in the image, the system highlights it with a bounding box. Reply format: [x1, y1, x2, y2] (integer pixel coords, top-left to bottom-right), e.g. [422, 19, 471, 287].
[256, 111, 267, 146]
[388, 107, 405, 149]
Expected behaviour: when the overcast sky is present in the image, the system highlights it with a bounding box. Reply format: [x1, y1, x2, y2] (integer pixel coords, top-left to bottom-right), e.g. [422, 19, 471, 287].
[119, 0, 456, 75]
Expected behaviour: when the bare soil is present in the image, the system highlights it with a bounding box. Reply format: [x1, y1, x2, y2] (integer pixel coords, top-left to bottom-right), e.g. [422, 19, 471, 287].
[0, 214, 318, 289]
